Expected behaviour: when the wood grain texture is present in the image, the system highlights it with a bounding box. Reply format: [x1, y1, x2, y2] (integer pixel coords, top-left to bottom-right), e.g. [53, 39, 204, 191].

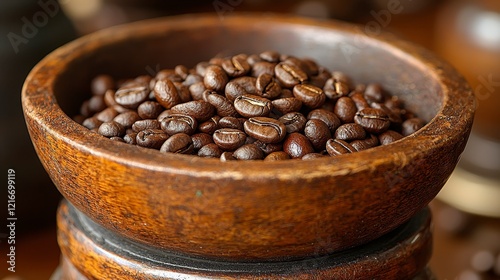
[56, 200, 434, 280]
[22, 14, 475, 261]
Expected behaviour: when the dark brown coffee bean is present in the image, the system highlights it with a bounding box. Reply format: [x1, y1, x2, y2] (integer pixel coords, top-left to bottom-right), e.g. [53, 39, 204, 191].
[95, 107, 119, 122]
[213, 128, 247, 151]
[302, 153, 327, 160]
[88, 95, 107, 113]
[220, 151, 236, 161]
[219, 116, 244, 130]
[114, 81, 149, 109]
[283, 57, 314, 76]
[222, 54, 251, 77]
[334, 97, 357, 123]
[195, 61, 210, 76]
[378, 130, 404, 145]
[354, 108, 390, 134]
[234, 94, 272, 118]
[114, 111, 141, 128]
[233, 144, 264, 160]
[160, 114, 198, 136]
[304, 119, 332, 151]
[335, 123, 366, 141]
[171, 100, 215, 122]
[98, 121, 125, 137]
[244, 117, 287, 144]
[370, 102, 403, 126]
[189, 82, 207, 101]
[198, 116, 220, 134]
[82, 117, 103, 130]
[384, 95, 404, 110]
[275, 62, 308, 88]
[251, 61, 276, 77]
[137, 101, 164, 119]
[204, 90, 238, 117]
[264, 151, 291, 161]
[351, 134, 380, 151]
[283, 132, 315, 159]
[157, 110, 172, 121]
[350, 91, 370, 111]
[80, 100, 92, 117]
[326, 139, 356, 156]
[160, 133, 194, 154]
[110, 136, 125, 142]
[256, 73, 282, 99]
[253, 140, 283, 155]
[300, 58, 320, 77]
[402, 118, 425, 136]
[132, 119, 160, 132]
[124, 132, 137, 145]
[225, 76, 257, 102]
[104, 89, 118, 107]
[324, 78, 350, 100]
[259, 51, 280, 63]
[156, 69, 182, 82]
[271, 97, 302, 115]
[191, 133, 214, 150]
[91, 75, 114, 96]
[153, 78, 180, 109]
[307, 109, 341, 133]
[204, 65, 228, 92]
[364, 83, 385, 103]
[136, 129, 169, 149]
[174, 65, 189, 80]
[247, 54, 262, 65]
[183, 73, 203, 87]
[174, 82, 192, 103]
[198, 143, 223, 158]
[293, 84, 325, 109]
[279, 112, 307, 134]
[309, 67, 331, 88]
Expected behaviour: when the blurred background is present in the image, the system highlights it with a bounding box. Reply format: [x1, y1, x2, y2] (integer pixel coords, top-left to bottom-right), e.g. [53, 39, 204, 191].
[0, 0, 499, 279]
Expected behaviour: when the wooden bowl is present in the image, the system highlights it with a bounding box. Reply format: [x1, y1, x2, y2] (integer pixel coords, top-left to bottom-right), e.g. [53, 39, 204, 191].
[22, 14, 475, 261]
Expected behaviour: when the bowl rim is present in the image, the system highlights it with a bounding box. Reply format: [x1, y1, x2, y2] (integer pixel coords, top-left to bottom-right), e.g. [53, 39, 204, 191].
[22, 13, 475, 180]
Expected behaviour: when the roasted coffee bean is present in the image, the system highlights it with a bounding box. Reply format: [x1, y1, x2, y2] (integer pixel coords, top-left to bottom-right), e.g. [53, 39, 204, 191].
[247, 54, 262, 65]
[160, 114, 198, 136]
[222, 54, 251, 77]
[304, 119, 332, 151]
[219, 116, 244, 130]
[82, 117, 103, 130]
[153, 79, 181, 109]
[91, 75, 114, 96]
[174, 82, 192, 103]
[300, 58, 320, 77]
[213, 128, 247, 151]
[293, 84, 325, 109]
[157, 110, 172, 121]
[198, 116, 220, 134]
[259, 50, 280, 62]
[137, 101, 164, 119]
[284, 57, 315, 76]
[251, 61, 276, 77]
[156, 69, 182, 82]
[160, 133, 194, 154]
[114, 81, 149, 109]
[354, 108, 390, 134]
[378, 130, 404, 145]
[384, 95, 404, 110]
[204, 65, 229, 92]
[256, 73, 282, 99]
[271, 97, 302, 115]
[191, 133, 214, 150]
[253, 140, 283, 155]
[334, 97, 357, 123]
[309, 67, 331, 88]
[335, 123, 366, 141]
[171, 100, 215, 122]
[402, 118, 425, 136]
[204, 90, 238, 117]
[132, 119, 160, 132]
[370, 102, 403, 125]
[220, 151, 236, 161]
[195, 61, 210, 76]
[264, 151, 290, 161]
[283, 132, 315, 159]
[98, 121, 125, 137]
[307, 109, 341, 133]
[326, 139, 356, 156]
[104, 89, 118, 107]
[350, 91, 370, 111]
[275, 62, 308, 88]
[88, 95, 107, 113]
[351, 134, 379, 151]
[95, 107, 119, 122]
[183, 73, 203, 87]
[189, 82, 207, 101]
[364, 83, 385, 103]
[279, 112, 307, 134]
[324, 78, 349, 100]
[244, 117, 287, 144]
[234, 94, 272, 118]
[302, 153, 327, 160]
[232, 144, 265, 160]
[225, 76, 257, 102]
[114, 111, 141, 128]
[136, 129, 169, 149]
[110, 136, 125, 142]
[174, 65, 189, 80]
[124, 133, 138, 145]
[198, 143, 223, 158]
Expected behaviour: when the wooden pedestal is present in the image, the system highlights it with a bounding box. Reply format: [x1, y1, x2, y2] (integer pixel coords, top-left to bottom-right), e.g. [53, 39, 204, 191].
[53, 200, 434, 280]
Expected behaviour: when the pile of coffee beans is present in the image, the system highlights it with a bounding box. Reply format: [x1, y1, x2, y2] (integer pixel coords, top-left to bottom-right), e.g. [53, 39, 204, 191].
[75, 51, 426, 161]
